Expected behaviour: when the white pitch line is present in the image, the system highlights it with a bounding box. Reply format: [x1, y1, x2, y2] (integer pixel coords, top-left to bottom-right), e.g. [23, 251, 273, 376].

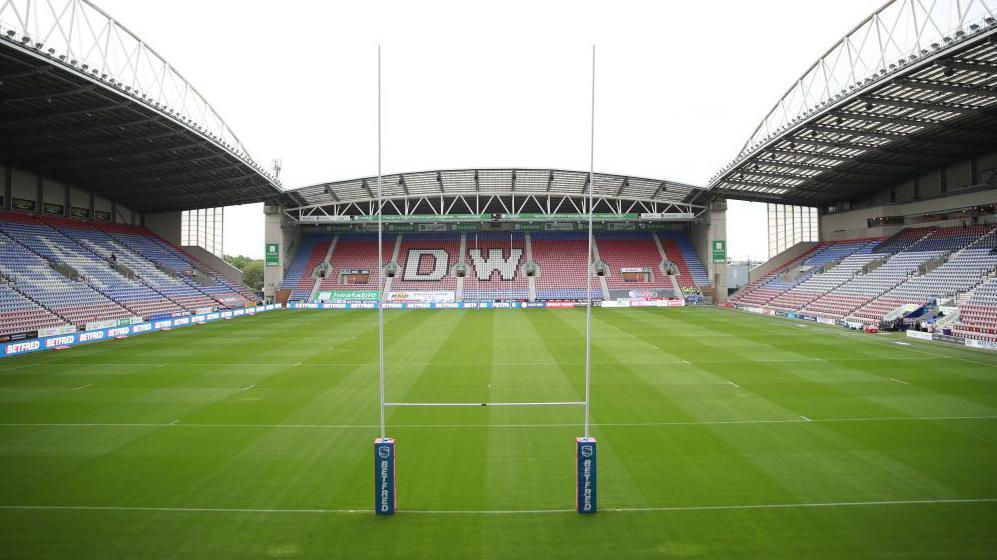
[28, 356, 946, 368]
[890, 378, 910, 385]
[169, 420, 179, 426]
[0, 498, 992, 516]
[71, 384, 91, 391]
[241, 384, 256, 391]
[384, 401, 586, 408]
[0, 415, 994, 430]
[800, 415, 813, 422]
[893, 341, 912, 346]
[726, 381, 741, 389]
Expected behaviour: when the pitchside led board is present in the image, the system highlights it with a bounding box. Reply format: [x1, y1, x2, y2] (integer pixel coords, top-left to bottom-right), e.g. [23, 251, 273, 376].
[374, 438, 396, 515]
[576, 437, 597, 513]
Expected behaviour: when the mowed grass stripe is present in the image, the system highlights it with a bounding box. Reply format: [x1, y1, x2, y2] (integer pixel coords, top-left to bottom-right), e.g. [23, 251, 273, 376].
[0, 307, 995, 559]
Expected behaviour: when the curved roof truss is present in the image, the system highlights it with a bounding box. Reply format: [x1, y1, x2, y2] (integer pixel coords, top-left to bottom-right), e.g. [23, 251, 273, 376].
[733, 0, 996, 159]
[709, 0, 997, 204]
[283, 169, 706, 222]
[0, 0, 275, 180]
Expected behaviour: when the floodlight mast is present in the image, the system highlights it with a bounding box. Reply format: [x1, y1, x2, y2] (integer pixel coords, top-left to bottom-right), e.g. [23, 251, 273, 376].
[584, 44, 595, 440]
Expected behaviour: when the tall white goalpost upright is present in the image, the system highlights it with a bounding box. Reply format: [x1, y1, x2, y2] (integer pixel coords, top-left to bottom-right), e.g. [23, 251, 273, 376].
[576, 44, 597, 515]
[373, 45, 396, 516]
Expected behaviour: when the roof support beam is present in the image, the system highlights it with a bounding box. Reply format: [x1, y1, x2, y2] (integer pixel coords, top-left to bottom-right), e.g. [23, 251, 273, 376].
[0, 99, 134, 126]
[0, 129, 185, 158]
[942, 60, 997, 74]
[761, 144, 922, 169]
[98, 171, 260, 195]
[894, 78, 997, 98]
[859, 96, 980, 115]
[788, 131, 965, 154]
[0, 83, 96, 104]
[711, 188, 816, 206]
[616, 178, 630, 197]
[719, 178, 792, 194]
[809, 123, 991, 147]
[24, 141, 207, 168]
[0, 114, 166, 144]
[831, 109, 995, 135]
[0, 64, 52, 81]
[760, 159, 896, 178]
[63, 157, 241, 183]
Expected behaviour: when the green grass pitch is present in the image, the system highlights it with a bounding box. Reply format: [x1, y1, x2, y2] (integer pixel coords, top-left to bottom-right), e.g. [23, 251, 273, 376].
[0, 307, 995, 559]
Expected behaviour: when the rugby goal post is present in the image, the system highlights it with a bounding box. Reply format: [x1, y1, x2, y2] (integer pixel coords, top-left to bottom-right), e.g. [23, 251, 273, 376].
[372, 45, 600, 516]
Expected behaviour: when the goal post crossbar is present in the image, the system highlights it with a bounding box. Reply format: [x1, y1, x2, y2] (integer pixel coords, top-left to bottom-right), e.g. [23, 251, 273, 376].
[384, 401, 586, 408]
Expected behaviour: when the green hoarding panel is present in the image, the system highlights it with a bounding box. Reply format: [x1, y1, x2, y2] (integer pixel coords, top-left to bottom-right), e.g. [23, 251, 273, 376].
[265, 243, 280, 266]
[712, 240, 726, 263]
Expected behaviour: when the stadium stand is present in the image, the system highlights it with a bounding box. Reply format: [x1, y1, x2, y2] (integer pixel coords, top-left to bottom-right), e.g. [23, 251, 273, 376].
[463, 232, 528, 300]
[0, 212, 135, 326]
[657, 232, 712, 289]
[953, 277, 997, 342]
[316, 234, 394, 293]
[40, 216, 187, 319]
[744, 240, 874, 306]
[800, 249, 945, 320]
[0, 280, 68, 337]
[872, 227, 935, 254]
[595, 231, 676, 297]
[766, 242, 883, 312]
[97, 223, 255, 308]
[281, 229, 713, 302]
[729, 226, 997, 325]
[0, 212, 258, 330]
[847, 226, 997, 323]
[728, 245, 824, 307]
[281, 235, 332, 301]
[0, 235, 71, 337]
[392, 232, 460, 292]
[524, 231, 592, 300]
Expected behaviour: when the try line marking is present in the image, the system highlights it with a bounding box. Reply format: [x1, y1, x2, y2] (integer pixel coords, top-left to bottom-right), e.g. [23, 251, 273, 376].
[0, 415, 994, 430]
[0, 498, 992, 516]
[384, 401, 585, 408]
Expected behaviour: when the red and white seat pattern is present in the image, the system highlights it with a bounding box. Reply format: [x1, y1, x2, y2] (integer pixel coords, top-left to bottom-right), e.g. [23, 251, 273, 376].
[391, 233, 460, 291]
[953, 278, 997, 341]
[463, 232, 527, 300]
[531, 231, 592, 300]
[318, 234, 394, 291]
[595, 232, 673, 293]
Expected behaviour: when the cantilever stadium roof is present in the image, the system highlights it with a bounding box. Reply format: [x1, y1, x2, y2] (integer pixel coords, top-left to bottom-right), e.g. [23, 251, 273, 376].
[0, 0, 280, 214]
[284, 168, 703, 209]
[709, 2, 997, 206]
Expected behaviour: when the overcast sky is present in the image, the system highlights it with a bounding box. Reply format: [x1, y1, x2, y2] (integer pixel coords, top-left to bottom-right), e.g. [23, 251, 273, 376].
[95, 0, 884, 259]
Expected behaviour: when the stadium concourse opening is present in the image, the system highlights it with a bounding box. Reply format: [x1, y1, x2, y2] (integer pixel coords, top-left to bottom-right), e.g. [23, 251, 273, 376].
[1, 0, 997, 557]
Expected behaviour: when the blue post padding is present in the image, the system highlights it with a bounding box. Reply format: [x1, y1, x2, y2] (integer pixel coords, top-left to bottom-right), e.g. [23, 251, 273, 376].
[374, 438, 396, 515]
[576, 437, 597, 513]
